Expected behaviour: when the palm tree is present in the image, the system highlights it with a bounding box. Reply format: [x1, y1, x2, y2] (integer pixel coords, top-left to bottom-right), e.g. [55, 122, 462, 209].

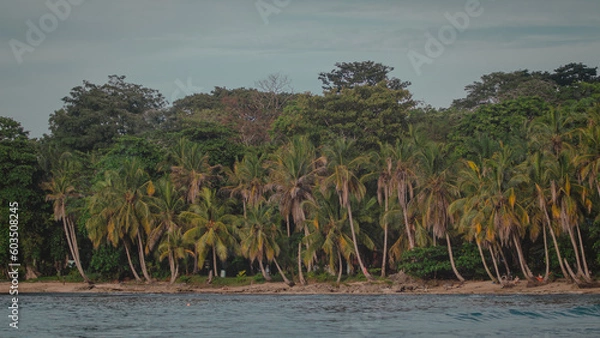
[114, 159, 155, 282]
[482, 146, 534, 282]
[222, 153, 268, 219]
[157, 228, 194, 284]
[392, 140, 418, 252]
[181, 188, 236, 276]
[43, 170, 92, 284]
[550, 150, 593, 283]
[147, 177, 187, 283]
[576, 115, 600, 201]
[450, 160, 500, 283]
[521, 151, 569, 281]
[86, 174, 143, 282]
[372, 142, 395, 277]
[239, 203, 293, 285]
[170, 138, 220, 203]
[304, 190, 356, 283]
[322, 138, 374, 280]
[415, 142, 465, 282]
[266, 136, 324, 284]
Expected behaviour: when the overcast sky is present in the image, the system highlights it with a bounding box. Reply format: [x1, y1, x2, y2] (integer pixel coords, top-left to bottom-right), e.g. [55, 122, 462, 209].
[2, 0, 600, 138]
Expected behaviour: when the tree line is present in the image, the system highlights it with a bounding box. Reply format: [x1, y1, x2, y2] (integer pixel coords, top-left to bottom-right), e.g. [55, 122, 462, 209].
[1, 61, 599, 286]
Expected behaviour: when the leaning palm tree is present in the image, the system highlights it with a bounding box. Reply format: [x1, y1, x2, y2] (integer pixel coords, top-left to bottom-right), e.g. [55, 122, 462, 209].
[43, 170, 92, 284]
[114, 159, 155, 282]
[322, 138, 374, 280]
[480, 146, 535, 283]
[86, 174, 143, 282]
[304, 190, 355, 283]
[520, 151, 569, 281]
[450, 160, 499, 283]
[414, 142, 464, 282]
[239, 203, 293, 285]
[181, 188, 237, 276]
[550, 150, 593, 283]
[266, 136, 324, 285]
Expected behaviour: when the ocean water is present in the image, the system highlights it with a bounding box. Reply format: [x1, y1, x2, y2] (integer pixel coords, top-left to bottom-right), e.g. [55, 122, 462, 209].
[2, 293, 600, 337]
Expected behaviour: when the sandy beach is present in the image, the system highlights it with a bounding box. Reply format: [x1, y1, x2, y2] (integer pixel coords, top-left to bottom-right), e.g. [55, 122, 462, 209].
[5, 277, 600, 296]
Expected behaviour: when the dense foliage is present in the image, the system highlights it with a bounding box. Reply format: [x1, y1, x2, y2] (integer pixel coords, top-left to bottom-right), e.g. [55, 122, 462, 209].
[2, 62, 600, 287]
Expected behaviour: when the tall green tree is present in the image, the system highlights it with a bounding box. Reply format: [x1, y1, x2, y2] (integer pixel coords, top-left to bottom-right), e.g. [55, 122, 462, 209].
[48, 75, 167, 152]
[318, 61, 410, 92]
[0, 117, 50, 278]
[273, 80, 414, 150]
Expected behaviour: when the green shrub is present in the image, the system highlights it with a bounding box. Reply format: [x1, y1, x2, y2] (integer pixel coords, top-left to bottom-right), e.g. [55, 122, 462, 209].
[397, 243, 487, 280]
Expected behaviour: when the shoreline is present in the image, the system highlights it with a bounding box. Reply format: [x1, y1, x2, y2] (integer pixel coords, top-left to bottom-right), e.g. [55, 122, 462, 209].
[4, 279, 600, 296]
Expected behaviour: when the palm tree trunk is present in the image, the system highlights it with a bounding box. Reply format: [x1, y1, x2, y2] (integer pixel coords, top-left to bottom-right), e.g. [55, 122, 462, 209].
[346, 204, 373, 280]
[337, 250, 343, 284]
[304, 226, 313, 272]
[399, 182, 415, 250]
[212, 246, 218, 277]
[512, 235, 534, 282]
[542, 221, 550, 282]
[381, 222, 389, 278]
[297, 241, 306, 285]
[169, 251, 176, 284]
[566, 225, 584, 276]
[137, 232, 152, 282]
[286, 216, 291, 238]
[563, 204, 584, 276]
[124, 241, 142, 281]
[242, 200, 247, 220]
[174, 261, 179, 284]
[489, 245, 504, 285]
[575, 224, 591, 281]
[381, 191, 389, 278]
[497, 243, 511, 276]
[544, 207, 569, 281]
[402, 205, 415, 250]
[273, 257, 293, 286]
[192, 252, 199, 274]
[563, 258, 584, 285]
[258, 258, 272, 281]
[445, 233, 465, 282]
[61, 207, 91, 283]
[476, 239, 496, 282]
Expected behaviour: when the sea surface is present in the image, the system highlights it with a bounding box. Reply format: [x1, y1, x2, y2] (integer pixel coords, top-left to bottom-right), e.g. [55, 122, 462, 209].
[2, 293, 600, 337]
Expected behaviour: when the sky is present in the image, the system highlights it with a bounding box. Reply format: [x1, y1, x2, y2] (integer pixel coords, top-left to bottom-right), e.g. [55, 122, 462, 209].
[1, 0, 600, 138]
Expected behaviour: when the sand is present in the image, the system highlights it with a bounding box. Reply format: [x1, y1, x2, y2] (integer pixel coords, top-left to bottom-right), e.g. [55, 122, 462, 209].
[4, 276, 600, 296]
